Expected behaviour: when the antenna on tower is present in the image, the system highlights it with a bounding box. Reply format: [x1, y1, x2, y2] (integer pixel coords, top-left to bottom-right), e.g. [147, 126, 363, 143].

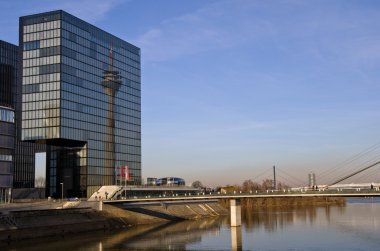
[108, 43, 113, 71]
[102, 43, 121, 91]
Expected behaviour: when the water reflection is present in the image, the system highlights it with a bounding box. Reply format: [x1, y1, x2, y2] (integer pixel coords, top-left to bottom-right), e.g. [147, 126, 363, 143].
[243, 204, 346, 233]
[3, 201, 380, 251]
[118, 217, 224, 250]
[3, 217, 226, 251]
[231, 226, 242, 251]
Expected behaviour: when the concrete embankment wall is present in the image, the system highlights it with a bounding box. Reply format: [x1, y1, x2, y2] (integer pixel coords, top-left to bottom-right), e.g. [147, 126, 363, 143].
[0, 201, 228, 242]
[103, 201, 228, 225]
[0, 208, 113, 242]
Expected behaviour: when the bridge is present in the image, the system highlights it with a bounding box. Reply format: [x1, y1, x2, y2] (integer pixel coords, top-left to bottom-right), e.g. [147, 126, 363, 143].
[100, 188, 380, 228]
[94, 182, 380, 203]
[96, 146, 380, 250]
[103, 189, 380, 203]
[92, 148, 380, 229]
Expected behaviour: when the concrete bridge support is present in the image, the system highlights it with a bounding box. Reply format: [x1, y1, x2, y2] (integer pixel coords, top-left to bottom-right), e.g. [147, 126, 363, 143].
[230, 199, 241, 227]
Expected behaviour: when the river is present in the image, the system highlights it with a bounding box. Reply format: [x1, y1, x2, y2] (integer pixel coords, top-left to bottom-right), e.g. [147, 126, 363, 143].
[3, 198, 380, 251]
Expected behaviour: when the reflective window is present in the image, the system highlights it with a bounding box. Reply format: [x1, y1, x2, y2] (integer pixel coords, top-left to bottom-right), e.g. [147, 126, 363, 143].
[23, 40, 40, 50]
[0, 155, 12, 162]
[0, 108, 14, 123]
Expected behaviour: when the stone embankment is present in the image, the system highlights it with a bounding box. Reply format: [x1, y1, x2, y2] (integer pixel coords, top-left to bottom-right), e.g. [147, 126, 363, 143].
[0, 200, 228, 242]
[104, 200, 228, 225]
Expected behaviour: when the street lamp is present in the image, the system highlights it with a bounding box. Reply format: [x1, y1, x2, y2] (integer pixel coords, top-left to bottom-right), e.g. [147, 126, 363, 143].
[60, 182, 63, 202]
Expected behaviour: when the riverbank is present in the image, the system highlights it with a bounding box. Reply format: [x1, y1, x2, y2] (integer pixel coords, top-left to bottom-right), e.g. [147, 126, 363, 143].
[1, 198, 377, 251]
[0, 200, 227, 243]
[0, 197, 345, 243]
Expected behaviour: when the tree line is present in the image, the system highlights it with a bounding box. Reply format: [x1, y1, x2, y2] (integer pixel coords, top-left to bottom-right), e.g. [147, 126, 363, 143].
[237, 179, 290, 192]
[192, 179, 290, 192]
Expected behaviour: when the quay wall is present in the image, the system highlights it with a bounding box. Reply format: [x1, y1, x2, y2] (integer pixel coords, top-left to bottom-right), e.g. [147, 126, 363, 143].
[0, 201, 227, 242]
[104, 201, 228, 224]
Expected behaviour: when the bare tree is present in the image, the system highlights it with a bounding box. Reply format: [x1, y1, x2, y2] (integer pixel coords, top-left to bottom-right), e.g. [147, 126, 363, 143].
[35, 176, 46, 199]
[261, 179, 274, 190]
[253, 182, 261, 191]
[192, 180, 203, 189]
[277, 182, 290, 190]
[238, 179, 290, 192]
[242, 179, 254, 192]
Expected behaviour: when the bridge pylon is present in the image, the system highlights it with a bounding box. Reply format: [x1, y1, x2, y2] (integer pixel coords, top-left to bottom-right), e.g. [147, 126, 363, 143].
[230, 199, 241, 227]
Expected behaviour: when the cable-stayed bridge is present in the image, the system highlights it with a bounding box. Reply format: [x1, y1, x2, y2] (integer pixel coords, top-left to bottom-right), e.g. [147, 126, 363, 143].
[91, 142, 380, 209]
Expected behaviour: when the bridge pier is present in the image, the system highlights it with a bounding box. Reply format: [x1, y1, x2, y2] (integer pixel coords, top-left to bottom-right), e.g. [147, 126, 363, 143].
[230, 199, 241, 227]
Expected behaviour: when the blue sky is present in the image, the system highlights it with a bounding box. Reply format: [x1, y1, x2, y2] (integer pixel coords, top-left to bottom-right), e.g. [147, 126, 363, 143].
[2, 0, 380, 186]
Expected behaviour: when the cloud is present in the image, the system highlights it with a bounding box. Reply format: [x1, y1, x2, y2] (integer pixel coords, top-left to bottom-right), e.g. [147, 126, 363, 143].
[0, 0, 127, 43]
[48, 0, 127, 23]
[135, 0, 380, 68]
[134, 0, 266, 62]
[5, 0, 126, 22]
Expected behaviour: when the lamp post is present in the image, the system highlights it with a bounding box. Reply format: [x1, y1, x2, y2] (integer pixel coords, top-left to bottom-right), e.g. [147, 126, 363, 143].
[60, 182, 63, 203]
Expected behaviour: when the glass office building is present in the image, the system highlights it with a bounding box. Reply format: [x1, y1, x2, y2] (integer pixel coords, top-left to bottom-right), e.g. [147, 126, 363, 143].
[0, 40, 18, 108]
[0, 40, 17, 203]
[1, 40, 45, 199]
[20, 10, 141, 197]
[0, 106, 14, 203]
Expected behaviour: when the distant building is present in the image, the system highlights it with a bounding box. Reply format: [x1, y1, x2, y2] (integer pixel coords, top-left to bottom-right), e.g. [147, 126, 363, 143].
[146, 177, 157, 186]
[156, 177, 185, 186]
[220, 186, 236, 194]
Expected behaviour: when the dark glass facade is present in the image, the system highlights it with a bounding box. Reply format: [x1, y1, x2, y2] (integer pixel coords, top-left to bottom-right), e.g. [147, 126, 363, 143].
[0, 40, 44, 194]
[0, 40, 17, 203]
[0, 40, 17, 109]
[0, 106, 14, 203]
[20, 11, 142, 197]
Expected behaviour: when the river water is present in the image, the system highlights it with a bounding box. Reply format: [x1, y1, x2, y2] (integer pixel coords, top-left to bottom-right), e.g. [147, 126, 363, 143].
[3, 198, 380, 251]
